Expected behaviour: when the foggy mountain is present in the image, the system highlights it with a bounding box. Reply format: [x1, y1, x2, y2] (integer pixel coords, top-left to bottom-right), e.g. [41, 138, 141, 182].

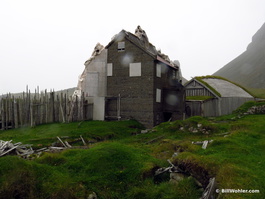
[213, 23, 265, 89]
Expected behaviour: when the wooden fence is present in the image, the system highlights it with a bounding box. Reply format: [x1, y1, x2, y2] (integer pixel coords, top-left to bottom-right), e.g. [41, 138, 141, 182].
[0, 90, 93, 130]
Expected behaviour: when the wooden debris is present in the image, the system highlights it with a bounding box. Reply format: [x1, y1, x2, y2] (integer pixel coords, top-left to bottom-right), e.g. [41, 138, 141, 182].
[0, 140, 34, 158]
[65, 141, 72, 148]
[0, 135, 90, 159]
[202, 140, 209, 149]
[80, 135, 87, 146]
[155, 159, 183, 176]
[192, 140, 213, 149]
[201, 177, 216, 199]
[57, 136, 67, 148]
[0, 139, 68, 159]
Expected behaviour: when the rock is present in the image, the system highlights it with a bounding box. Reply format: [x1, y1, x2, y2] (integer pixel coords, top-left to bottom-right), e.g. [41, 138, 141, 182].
[88, 192, 97, 199]
[188, 127, 198, 133]
[179, 127, 184, 131]
[188, 126, 200, 133]
[141, 129, 149, 134]
[246, 105, 265, 115]
[169, 172, 185, 184]
[172, 152, 178, 158]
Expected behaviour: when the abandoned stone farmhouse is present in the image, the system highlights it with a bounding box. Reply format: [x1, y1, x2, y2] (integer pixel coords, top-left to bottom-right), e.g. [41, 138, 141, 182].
[75, 26, 185, 128]
[185, 76, 254, 117]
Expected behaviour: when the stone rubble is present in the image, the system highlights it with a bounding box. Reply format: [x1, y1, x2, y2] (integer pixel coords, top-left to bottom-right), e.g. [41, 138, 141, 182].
[245, 105, 265, 115]
[180, 123, 210, 134]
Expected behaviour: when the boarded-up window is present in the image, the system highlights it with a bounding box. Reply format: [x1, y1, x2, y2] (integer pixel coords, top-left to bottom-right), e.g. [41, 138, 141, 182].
[156, 88, 161, 103]
[156, 64, 161, 77]
[129, 62, 141, 77]
[107, 63, 113, 76]
[118, 42, 125, 51]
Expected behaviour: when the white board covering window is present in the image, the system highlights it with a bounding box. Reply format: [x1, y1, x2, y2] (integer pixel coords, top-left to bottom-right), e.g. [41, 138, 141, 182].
[129, 62, 141, 77]
[156, 64, 161, 77]
[156, 89, 161, 103]
[118, 42, 125, 51]
[107, 63, 113, 76]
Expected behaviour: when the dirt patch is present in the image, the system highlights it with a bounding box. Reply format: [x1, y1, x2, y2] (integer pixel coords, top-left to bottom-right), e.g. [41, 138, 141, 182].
[172, 159, 211, 189]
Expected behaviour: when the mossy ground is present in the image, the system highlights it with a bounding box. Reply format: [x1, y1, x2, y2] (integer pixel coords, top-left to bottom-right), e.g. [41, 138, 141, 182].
[0, 101, 264, 198]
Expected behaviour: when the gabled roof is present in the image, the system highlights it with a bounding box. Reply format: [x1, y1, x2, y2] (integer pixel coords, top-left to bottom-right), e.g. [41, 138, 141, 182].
[105, 28, 178, 69]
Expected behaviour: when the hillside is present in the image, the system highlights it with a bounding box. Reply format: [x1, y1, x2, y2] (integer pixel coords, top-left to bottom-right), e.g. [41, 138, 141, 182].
[213, 23, 265, 90]
[0, 101, 264, 198]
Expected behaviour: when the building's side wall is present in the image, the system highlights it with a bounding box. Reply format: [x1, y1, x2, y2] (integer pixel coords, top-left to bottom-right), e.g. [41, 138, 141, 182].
[106, 37, 155, 128]
[203, 98, 219, 116]
[80, 49, 108, 121]
[186, 97, 254, 118]
[153, 63, 185, 124]
[82, 49, 108, 97]
[219, 97, 254, 116]
[185, 101, 203, 117]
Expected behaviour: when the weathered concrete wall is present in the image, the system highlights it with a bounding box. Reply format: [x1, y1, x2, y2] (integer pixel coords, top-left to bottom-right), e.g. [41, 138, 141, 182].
[82, 49, 107, 97]
[77, 48, 108, 121]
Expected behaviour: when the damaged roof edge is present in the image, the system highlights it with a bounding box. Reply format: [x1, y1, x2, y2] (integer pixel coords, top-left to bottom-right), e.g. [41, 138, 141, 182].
[105, 28, 179, 69]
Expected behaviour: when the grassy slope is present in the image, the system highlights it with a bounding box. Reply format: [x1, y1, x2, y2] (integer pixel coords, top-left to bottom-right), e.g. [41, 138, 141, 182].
[247, 88, 265, 99]
[0, 102, 264, 198]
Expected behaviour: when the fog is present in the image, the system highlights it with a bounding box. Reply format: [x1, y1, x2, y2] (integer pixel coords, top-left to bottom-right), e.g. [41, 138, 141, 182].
[0, 0, 264, 94]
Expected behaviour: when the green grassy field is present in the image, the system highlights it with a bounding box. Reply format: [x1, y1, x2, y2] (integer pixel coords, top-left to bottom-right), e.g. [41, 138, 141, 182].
[0, 102, 264, 198]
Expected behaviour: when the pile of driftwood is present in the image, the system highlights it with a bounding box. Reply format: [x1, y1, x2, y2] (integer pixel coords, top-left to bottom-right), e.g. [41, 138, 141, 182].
[0, 136, 88, 159]
[0, 140, 34, 158]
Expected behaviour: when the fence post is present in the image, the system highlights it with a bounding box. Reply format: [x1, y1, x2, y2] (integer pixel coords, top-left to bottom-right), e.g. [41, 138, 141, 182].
[59, 92, 65, 123]
[1, 98, 5, 130]
[13, 96, 19, 128]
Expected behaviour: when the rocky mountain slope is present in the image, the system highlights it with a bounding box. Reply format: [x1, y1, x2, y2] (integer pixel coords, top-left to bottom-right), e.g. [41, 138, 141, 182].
[213, 23, 265, 89]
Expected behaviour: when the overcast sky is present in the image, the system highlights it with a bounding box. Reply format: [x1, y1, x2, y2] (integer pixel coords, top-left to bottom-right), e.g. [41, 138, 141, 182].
[1, 0, 265, 94]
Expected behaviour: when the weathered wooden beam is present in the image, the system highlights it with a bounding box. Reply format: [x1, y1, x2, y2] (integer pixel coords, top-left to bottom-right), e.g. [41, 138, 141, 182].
[59, 93, 65, 123]
[57, 136, 67, 148]
[0, 145, 20, 157]
[13, 98, 19, 128]
[201, 177, 216, 199]
[65, 141, 72, 148]
[80, 135, 87, 146]
[202, 140, 209, 149]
